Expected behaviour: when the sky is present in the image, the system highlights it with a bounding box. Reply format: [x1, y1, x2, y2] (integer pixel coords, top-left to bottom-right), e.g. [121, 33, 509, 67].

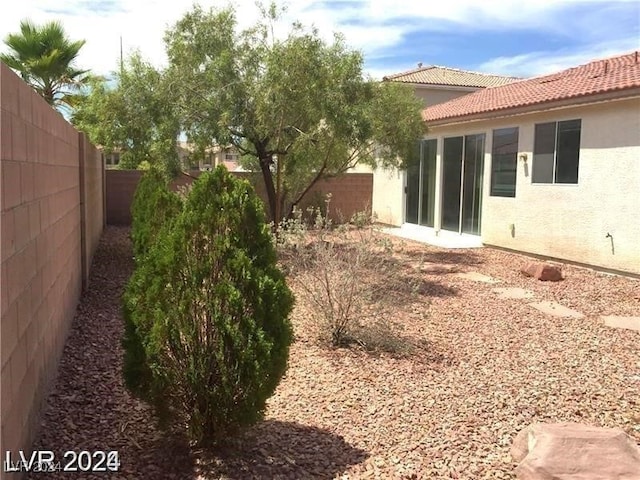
[0, 0, 639, 80]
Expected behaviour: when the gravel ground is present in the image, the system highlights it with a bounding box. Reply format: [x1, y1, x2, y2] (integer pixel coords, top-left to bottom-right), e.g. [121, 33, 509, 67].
[27, 226, 640, 479]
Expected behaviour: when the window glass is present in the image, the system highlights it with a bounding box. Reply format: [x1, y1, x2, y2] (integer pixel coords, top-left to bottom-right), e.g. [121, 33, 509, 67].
[555, 119, 581, 183]
[533, 122, 555, 183]
[462, 134, 485, 234]
[491, 127, 518, 197]
[420, 139, 437, 227]
[442, 137, 463, 231]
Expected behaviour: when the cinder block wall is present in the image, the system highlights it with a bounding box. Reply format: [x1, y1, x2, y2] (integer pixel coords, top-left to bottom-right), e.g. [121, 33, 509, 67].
[0, 63, 104, 464]
[105, 170, 373, 225]
[302, 173, 373, 222]
[79, 135, 105, 287]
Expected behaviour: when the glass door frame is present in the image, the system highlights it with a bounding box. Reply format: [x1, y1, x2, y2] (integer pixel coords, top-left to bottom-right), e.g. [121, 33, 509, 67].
[405, 139, 437, 227]
[442, 133, 485, 235]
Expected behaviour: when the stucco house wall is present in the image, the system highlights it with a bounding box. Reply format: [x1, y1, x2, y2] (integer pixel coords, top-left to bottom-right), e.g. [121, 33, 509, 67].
[371, 166, 404, 225]
[413, 86, 478, 107]
[480, 98, 639, 274]
[373, 96, 640, 274]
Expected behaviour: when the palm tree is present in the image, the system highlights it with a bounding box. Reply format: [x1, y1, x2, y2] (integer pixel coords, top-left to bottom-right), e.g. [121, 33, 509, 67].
[1, 20, 88, 109]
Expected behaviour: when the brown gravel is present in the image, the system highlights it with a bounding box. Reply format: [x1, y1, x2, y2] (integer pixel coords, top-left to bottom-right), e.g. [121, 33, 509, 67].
[27, 226, 640, 479]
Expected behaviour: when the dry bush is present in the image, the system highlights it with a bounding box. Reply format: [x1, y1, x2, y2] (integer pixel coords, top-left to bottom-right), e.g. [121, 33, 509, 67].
[280, 200, 421, 353]
[349, 318, 414, 357]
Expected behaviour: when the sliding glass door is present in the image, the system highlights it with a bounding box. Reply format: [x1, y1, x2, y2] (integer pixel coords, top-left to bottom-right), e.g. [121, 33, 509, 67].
[442, 134, 485, 235]
[405, 139, 437, 227]
[420, 139, 437, 227]
[442, 137, 463, 231]
[462, 134, 484, 234]
[405, 157, 420, 224]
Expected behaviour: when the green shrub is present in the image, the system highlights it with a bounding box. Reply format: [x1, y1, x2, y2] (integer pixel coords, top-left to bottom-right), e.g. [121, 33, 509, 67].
[122, 262, 156, 401]
[124, 166, 294, 446]
[130, 168, 182, 261]
[124, 168, 182, 401]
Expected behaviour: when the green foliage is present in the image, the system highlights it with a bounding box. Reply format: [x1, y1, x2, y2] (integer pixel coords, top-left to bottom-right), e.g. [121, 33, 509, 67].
[130, 169, 182, 261]
[123, 166, 294, 445]
[124, 169, 182, 401]
[1, 19, 89, 109]
[72, 52, 180, 175]
[164, 2, 425, 222]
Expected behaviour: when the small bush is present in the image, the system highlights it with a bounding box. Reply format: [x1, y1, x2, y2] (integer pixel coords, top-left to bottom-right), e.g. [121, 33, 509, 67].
[349, 206, 374, 229]
[124, 166, 294, 446]
[285, 209, 419, 350]
[291, 229, 388, 346]
[350, 319, 414, 356]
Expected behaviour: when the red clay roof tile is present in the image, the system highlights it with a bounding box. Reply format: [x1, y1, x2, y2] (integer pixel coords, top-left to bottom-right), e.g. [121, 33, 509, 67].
[422, 51, 640, 124]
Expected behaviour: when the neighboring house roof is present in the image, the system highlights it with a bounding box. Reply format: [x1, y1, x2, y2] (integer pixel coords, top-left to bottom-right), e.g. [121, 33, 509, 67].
[383, 65, 520, 88]
[423, 51, 640, 124]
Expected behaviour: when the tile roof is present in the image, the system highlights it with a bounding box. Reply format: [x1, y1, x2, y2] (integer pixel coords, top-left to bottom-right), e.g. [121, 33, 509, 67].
[423, 51, 640, 124]
[383, 65, 520, 88]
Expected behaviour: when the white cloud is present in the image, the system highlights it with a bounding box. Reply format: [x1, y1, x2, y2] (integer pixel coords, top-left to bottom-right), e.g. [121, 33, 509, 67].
[477, 37, 640, 77]
[0, 0, 638, 77]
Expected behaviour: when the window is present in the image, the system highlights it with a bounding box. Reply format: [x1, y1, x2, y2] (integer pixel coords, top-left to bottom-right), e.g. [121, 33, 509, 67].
[532, 119, 581, 184]
[104, 153, 120, 166]
[225, 153, 238, 161]
[491, 127, 518, 197]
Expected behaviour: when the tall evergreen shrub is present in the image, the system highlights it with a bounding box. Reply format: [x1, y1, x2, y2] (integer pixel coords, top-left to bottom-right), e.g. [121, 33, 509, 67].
[129, 168, 182, 261]
[123, 166, 294, 445]
[124, 168, 182, 399]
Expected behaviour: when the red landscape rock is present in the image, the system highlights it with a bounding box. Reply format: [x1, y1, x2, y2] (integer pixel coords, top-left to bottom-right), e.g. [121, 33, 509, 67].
[512, 423, 640, 480]
[520, 262, 563, 281]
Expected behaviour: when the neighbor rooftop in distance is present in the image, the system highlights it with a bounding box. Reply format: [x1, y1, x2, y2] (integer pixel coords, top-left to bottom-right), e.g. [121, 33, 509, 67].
[383, 65, 520, 89]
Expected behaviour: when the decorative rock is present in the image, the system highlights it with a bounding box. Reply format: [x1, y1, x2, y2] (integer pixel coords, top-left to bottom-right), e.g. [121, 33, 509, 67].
[454, 271, 500, 283]
[512, 423, 640, 480]
[528, 301, 584, 318]
[520, 262, 563, 281]
[416, 263, 458, 274]
[602, 315, 640, 332]
[492, 287, 534, 300]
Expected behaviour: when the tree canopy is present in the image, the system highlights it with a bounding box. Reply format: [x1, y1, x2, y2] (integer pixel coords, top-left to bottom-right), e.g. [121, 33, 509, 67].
[165, 3, 425, 222]
[1, 19, 88, 109]
[72, 52, 181, 176]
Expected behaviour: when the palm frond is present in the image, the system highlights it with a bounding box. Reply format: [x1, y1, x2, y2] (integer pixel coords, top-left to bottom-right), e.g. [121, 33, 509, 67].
[1, 18, 89, 108]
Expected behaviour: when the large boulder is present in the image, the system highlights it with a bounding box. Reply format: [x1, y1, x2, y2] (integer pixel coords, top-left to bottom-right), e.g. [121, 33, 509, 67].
[512, 423, 640, 480]
[520, 262, 564, 281]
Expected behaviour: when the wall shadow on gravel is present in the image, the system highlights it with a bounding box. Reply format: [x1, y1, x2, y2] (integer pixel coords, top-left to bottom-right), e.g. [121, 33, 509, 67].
[194, 420, 368, 479]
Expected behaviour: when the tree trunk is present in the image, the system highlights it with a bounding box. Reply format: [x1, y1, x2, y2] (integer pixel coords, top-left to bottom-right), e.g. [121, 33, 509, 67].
[257, 153, 277, 224]
[286, 163, 327, 219]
